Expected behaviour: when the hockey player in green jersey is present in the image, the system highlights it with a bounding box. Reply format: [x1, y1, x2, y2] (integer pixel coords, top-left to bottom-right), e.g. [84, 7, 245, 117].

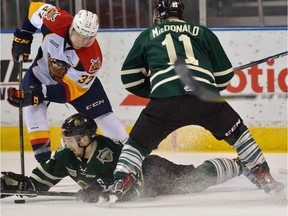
[109, 0, 284, 203]
[1, 113, 252, 202]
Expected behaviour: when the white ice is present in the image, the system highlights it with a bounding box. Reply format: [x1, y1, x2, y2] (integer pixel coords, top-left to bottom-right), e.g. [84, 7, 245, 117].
[1, 152, 287, 216]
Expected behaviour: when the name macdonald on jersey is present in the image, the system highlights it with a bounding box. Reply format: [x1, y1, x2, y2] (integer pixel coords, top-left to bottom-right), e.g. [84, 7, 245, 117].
[151, 24, 200, 38]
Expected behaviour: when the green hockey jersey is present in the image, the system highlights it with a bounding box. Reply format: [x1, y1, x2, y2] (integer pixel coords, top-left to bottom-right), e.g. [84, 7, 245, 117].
[29, 135, 123, 191]
[121, 19, 234, 98]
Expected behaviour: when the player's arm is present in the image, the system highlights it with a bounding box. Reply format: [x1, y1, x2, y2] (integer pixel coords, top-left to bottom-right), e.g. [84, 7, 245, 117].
[121, 32, 151, 98]
[12, 2, 56, 62]
[7, 69, 93, 106]
[0, 150, 68, 197]
[29, 155, 68, 191]
[204, 28, 234, 91]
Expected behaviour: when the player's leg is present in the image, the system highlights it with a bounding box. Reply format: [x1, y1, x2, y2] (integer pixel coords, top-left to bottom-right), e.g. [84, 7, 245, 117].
[22, 68, 51, 163]
[69, 77, 129, 143]
[142, 155, 242, 196]
[204, 102, 284, 194]
[94, 112, 129, 144]
[111, 98, 183, 199]
[24, 103, 51, 163]
[142, 155, 195, 197]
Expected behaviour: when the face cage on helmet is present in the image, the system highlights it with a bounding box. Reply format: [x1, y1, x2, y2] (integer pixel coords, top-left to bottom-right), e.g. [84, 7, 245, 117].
[61, 134, 83, 149]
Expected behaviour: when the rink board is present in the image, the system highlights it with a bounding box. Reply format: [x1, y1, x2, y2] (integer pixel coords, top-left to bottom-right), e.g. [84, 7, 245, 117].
[1, 126, 286, 152]
[0, 28, 287, 152]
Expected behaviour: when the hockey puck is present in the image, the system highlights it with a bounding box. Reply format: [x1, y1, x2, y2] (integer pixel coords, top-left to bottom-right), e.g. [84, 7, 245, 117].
[14, 199, 26, 204]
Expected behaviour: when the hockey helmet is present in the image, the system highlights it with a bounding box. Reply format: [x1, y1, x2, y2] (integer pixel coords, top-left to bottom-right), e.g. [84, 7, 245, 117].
[154, 0, 184, 20]
[62, 113, 97, 140]
[72, 10, 99, 37]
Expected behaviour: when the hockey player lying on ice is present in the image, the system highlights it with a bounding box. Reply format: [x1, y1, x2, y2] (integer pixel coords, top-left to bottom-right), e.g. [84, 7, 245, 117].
[1, 113, 256, 203]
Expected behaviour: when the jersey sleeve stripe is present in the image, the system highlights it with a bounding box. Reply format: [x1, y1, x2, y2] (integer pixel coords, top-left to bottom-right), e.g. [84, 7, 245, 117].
[123, 79, 146, 89]
[28, 2, 46, 20]
[213, 67, 234, 77]
[121, 68, 147, 75]
[37, 165, 64, 180]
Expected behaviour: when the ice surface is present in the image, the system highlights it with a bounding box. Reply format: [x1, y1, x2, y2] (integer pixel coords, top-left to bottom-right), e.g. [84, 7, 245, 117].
[1, 152, 287, 216]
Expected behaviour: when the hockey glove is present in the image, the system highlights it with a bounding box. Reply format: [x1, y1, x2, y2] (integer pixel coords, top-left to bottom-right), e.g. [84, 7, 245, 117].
[76, 179, 107, 203]
[12, 28, 33, 62]
[1, 171, 35, 199]
[7, 86, 44, 108]
[99, 173, 143, 205]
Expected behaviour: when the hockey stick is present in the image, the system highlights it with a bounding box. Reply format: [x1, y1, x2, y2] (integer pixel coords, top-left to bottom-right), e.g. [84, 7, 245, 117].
[233, 51, 288, 71]
[1, 189, 77, 197]
[18, 55, 25, 176]
[174, 58, 240, 102]
[174, 57, 287, 102]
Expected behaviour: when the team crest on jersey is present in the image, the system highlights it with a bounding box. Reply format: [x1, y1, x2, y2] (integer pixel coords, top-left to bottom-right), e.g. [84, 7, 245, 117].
[89, 58, 101, 73]
[96, 147, 113, 164]
[48, 53, 71, 82]
[42, 7, 61, 21]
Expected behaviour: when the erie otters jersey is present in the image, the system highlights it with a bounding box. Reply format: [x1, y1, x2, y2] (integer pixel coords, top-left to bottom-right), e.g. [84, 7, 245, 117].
[121, 19, 234, 98]
[24, 2, 102, 102]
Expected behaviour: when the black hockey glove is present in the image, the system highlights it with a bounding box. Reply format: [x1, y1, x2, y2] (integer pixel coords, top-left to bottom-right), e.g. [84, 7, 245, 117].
[1, 171, 34, 199]
[12, 28, 33, 62]
[7, 86, 44, 108]
[100, 173, 143, 205]
[76, 179, 107, 203]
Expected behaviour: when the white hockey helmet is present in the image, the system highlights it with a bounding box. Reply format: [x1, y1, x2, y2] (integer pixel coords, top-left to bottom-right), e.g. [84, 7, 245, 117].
[72, 10, 99, 37]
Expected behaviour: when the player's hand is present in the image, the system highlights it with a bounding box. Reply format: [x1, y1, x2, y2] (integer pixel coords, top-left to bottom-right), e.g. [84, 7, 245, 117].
[97, 173, 143, 205]
[1, 172, 34, 198]
[76, 181, 105, 203]
[7, 86, 44, 108]
[12, 28, 33, 62]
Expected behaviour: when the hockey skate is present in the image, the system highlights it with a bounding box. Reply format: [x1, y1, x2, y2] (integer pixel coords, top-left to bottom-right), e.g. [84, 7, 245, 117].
[233, 158, 262, 188]
[251, 162, 285, 194]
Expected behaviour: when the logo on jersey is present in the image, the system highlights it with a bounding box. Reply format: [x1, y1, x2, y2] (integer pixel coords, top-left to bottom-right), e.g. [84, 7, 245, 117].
[48, 53, 70, 82]
[42, 7, 60, 22]
[89, 58, 101, 73]
[96, 147, 113, 164]
[225, 118, 242, 137]
[79, 166, 87, 175]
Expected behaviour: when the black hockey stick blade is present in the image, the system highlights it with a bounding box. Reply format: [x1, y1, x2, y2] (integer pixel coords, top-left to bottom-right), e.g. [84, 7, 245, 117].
[233, 51, 288, 71]
[174, 58, 226, 102]
[1, 189, 77, 197]
[174, 59, 258, 102]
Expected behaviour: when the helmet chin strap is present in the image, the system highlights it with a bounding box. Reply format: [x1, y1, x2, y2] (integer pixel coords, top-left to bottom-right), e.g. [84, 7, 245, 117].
[76, 136, 94, 160]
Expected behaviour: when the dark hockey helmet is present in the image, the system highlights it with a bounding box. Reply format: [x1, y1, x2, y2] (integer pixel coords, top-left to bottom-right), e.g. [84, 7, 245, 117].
[62, 113, 97, 140]
[154, 0, 185, 20]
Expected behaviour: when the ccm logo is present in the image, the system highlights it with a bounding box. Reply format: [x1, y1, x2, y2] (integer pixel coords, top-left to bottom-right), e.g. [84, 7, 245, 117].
[225, 119, 241, 137]
[13, 37, 30, 44]
[86, 100, 104, 110]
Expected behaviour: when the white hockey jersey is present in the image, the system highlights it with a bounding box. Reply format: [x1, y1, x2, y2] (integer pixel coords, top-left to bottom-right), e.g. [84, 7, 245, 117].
[27, 2, 102, 102]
